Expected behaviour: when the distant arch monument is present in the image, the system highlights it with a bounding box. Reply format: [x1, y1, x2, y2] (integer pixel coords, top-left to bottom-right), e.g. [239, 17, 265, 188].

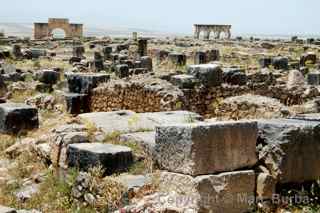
[34, 18, 83, 39]
[194, 24, 232, 39]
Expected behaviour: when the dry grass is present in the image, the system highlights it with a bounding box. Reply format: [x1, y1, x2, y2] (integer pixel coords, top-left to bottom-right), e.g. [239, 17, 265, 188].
[9, 89, 38, 103]
[103, 133, 154, 175]
[0, 134, 17, 155]
[13, 58, 72, 71]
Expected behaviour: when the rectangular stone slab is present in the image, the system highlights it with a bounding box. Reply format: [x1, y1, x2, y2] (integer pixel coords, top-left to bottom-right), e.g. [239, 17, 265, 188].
[155, 121, 258, 175]
[0, 103, 38, 134]
[67, 143, 133, 174]
[159, 170, 256, 213]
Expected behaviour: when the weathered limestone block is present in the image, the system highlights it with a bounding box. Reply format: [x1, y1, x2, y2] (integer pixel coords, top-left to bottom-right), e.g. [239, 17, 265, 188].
[259, 57, 272, 68]
[67, 143, 133, 174]
[79, 110, 203, 135]
[138, 39, 148, 57]
[115, 64, 129, 78]
[155, 121, 258, 175]
[102, 46, 113, 60]
[223, 68, 247, 86]
[168, 53, 186, 66]
[271, 56, 288, 70]
[171, 74, 198, 89]
[140, 56, 153, 71]
[29, 48, 47, 59]
[35, 69, 60, 85]
[50, 128, 89, 168]
[206, 49, 220, 61]
[159, 171, 256, 213]
[65, 72, 110, 94]
[257, 118, 320, 183]
[0, 103, 38, 134]
[194, 51, 207, 64]
[0, 205, 16, 213]
[0, 75, 7, 97]
[64, 93, 89, 114]
[119, 131, 156, 156]
[307, 71, 320, 85]
[187, 64, 223, 87]
[12, 44, 23, 59]
[93, 52, 104, 71]
[287, 70, 305, 89]
[72, 46, 85, 58]
[155, 49, 169, 64]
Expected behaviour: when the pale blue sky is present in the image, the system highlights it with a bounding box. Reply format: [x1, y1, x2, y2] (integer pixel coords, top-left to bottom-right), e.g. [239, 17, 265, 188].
[0, 0, 318, 35]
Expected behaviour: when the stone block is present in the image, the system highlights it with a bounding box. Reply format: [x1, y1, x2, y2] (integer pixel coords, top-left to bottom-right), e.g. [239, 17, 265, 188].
[35, 69, 60, 85]
[271, 57, 289, 70]
[65, 72, 110, 94]
[307, 71, 320, 85]
[194, 51, 207, 64]
[257, 118, 320, 183]
[223, 68, 247, 85]
[115, 64, 129, 78]
[79, 110, 203, 136]
[206, 49, 220, 61]
[72, 46, 85, 58]
[0, 103, 38, 134]
[171, 74, 199, 89]
[67, 143, 133, 174]
[187, 64, 223, 87]
[119, 131, 156, 156]
[102, 46, 113, 60]
[155, 121, 258, 175]
[159, 170, 256, 213]
[0, 205, 16, 213]
[64, 93, 89, 114]
[168, 53, 186, 66]
[140, 56, 152, 71]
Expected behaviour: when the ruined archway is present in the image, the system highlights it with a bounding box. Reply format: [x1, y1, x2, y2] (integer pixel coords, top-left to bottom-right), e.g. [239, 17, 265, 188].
[194, 24, 232, 40]
[34, 18, 83, 39]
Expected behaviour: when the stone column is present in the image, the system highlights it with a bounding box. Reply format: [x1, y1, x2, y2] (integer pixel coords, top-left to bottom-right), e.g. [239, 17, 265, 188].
[204, 30, 210, 40]
[194, 26, 200, 39]
[138, 39, 148, 57]
[227, 29, 231, 39]
[132, 32, 138, 41]
[216, 30, 221, 39]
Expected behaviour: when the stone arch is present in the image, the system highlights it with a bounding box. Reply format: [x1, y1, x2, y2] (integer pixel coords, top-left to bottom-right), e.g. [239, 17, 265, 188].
[34, 18, 83, 39]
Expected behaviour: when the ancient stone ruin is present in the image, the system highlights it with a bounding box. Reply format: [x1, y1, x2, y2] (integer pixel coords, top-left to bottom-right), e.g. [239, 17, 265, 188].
[34, 18, 83, 39]
[1, 20, 320, 213]
[194, 24, 232, 39]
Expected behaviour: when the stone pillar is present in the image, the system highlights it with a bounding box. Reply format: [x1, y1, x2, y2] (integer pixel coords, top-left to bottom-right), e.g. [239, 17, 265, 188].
[102, 46, 113, 60]
[204, 30, 210, 40]
[138, 39, 148, 57]
[194, 26, 200, 39]
[216, 31, 221, 39]
[226, 29, 231, 39]
[12, 44, 23, 59]
[93, 52, 104, 72]
[194, 51, 207, 64]
[132, 32, 138, 41]
[72, 46, 85, 58]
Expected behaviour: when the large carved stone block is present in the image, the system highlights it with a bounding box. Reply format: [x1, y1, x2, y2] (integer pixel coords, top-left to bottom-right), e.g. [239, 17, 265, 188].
[155, 121, 258, 175]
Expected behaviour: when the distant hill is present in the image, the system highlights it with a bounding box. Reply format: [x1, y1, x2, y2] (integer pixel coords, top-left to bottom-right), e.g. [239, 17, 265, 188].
[0, 22, 178, 38]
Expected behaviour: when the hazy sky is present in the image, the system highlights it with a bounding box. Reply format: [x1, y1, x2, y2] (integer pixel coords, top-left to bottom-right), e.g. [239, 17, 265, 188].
[0, 0, 318, 35]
